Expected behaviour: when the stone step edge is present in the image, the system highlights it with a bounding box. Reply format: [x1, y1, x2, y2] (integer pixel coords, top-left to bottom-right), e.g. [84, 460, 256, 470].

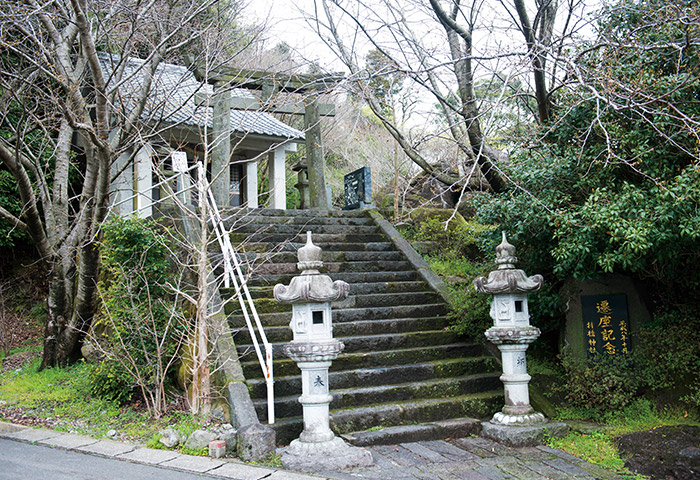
[269, 390, 504, 429]
[240, 343, 483, 368]
[340, 417, 483, 447]
[255, 372, 500, 406]
[244, 356, 496, 385]
[235, 328, 459, 351]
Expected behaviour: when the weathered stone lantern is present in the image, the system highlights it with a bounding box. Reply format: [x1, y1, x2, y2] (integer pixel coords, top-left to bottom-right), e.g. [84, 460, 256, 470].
[474, 232, 568, 445]
[274, 232, 372, 472]
[292, 157, 310, 209]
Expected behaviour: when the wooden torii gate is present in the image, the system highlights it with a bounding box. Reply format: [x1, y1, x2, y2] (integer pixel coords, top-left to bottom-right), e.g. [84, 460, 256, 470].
[189, 64, 343, 210]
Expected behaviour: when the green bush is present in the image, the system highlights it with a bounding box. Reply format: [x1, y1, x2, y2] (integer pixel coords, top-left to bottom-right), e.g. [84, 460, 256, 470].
[414, 214, 494, 259]
[85, 360, 134, 405]
[445, 284, 491, 340]
[633, 310, 700, 408]
[559, 348, 640, 415]
[90, 216, 186, 417]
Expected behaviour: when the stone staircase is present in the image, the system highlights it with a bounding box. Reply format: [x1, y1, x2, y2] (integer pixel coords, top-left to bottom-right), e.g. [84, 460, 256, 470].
[220, 208, 502, 446]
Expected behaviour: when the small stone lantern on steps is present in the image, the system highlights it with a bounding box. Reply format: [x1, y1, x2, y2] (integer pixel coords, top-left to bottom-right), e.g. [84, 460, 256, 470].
[274, 231, 373, 472]
[474, 232, 568, 446]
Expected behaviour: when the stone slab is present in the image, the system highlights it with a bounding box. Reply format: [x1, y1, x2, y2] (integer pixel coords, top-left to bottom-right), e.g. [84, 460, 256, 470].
[536, 445, 585, 463]
[480, 421, 570, 448]
[542, 457, 591, 476]
[266, 471, 327, 480]
[117, 447, 180, 464]
[520, 460, 573, 480]
[421, 440, 483, 461]
[37, 433, 99, 449]
[0, 421, 25, 434]
[159, 454, 226, 472]
[372, 444, 423, 466]
[75, 439, 135, 457]
[453, 469, 492, 480]
[279, 437, 373, 473]
[206, 462, 274, 479]
[400, 442, 451, 463]
[0, 427, 61, 442]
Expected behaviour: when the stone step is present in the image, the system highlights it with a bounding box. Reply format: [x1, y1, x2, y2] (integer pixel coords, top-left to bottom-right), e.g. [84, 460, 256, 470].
[247, 270, 419, 286]
[340, 418, 483, 447]
[232, 316, 452, 344]
[229, 223, 380, 236]
[246, 356, 497, 398]
[267, 391, 503, 445]
[236, 330, 461, 357]
[250, 260, 412, 275]
[221, 208, 369, 219]
[225, 292, 443, 317]
[236, 281, 430, 299]
[231, 250, 405, 264]
[241, 241, 396, 254]
[257, 373, 501, 419]
[241, 343, 485, 378]
[231, 232, 387, 245]
[229, 303, 448, 327]
[222, 214, 375, 227]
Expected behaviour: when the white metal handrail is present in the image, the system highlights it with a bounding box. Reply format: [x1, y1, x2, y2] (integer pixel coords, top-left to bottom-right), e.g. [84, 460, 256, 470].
[196, 163, 275, 425]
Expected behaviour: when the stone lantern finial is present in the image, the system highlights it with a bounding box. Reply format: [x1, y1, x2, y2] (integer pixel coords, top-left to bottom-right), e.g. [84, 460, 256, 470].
[298, 231, 323, 274]
[273, 232, 349, 303]
[495, 231, 518, 268]
[474, 232, 543, 295]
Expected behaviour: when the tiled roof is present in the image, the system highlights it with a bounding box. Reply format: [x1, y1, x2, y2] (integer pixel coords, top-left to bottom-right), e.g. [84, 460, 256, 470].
[100, 54, 304, 141]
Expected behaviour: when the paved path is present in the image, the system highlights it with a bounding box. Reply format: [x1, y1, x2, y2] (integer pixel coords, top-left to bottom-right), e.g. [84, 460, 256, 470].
[0, 423, 628, 480]
[319, 437, 628, 480]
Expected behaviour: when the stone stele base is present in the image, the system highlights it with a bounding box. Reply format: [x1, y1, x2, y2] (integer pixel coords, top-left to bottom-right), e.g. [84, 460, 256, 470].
[481, 420, 570, 448]
[278, 437, 373, 473]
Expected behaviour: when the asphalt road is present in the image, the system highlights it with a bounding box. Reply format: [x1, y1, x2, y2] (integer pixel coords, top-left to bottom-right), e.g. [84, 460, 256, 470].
[0, 438, 222, 480]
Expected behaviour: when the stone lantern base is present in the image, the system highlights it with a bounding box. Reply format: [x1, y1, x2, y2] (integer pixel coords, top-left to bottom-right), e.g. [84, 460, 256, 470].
[481, 420, 570, 448]
[278, 437, 373, 473]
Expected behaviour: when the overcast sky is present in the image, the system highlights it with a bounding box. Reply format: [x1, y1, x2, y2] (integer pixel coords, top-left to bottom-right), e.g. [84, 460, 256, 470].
[246, 0, 338, 68]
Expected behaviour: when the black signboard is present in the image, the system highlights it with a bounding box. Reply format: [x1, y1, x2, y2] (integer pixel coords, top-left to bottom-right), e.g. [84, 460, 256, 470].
[581, 294, 630, 357]
[343, 167, 372, 210]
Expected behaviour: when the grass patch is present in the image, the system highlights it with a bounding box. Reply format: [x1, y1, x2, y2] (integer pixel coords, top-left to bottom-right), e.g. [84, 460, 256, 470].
[0, 358, 200, 443]
[424, 255, 487, 278]
[550, 398, 699, 477]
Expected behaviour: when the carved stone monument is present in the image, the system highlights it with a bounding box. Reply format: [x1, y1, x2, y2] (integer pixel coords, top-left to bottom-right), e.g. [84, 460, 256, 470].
[343, 166, 372, 210]
[474, 232, 569, 446]
[274, 232, 373, 471]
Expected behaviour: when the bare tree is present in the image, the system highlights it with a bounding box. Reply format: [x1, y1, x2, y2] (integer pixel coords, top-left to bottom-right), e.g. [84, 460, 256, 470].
[308, 0, 591, 194]
[0, 0, 250, 369]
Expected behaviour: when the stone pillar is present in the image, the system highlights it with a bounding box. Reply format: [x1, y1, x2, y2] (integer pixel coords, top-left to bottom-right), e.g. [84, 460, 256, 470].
[245, 160, 258, 209]
[274, 232, 373, 472]
[474, 232, 569, 446]
[134, 144, 153, 218]
[111, 149, 132, 216]
[211, 83, 231, 208]
[305, 98, 328, 210]
[268, 146, 286, 210]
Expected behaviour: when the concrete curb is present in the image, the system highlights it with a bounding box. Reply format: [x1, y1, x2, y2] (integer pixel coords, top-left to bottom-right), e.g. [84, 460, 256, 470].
[366, 209, 452, 304]
[0, 421, 327, 480]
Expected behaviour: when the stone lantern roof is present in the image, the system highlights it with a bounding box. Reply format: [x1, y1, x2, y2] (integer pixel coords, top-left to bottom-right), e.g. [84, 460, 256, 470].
[474, 232, 543, 295]
[273, 231, 350, 304]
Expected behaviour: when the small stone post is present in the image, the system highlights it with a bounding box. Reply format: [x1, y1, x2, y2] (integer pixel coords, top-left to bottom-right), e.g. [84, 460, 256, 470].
[474, 232, 568, 446]
[292, 157, 310, 209]
[274, 232, 373, 472]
